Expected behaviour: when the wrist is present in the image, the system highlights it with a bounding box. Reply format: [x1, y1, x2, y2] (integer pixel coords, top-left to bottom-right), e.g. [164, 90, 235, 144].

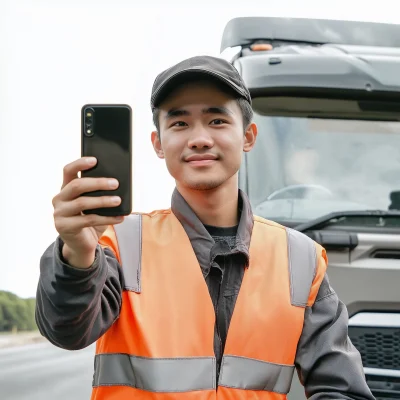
[62, 244, 96, 269]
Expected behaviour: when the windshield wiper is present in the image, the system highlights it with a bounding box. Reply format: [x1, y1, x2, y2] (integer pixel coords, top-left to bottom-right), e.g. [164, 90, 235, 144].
[294, 210, 400, 233]
[294, 210, 400, 251]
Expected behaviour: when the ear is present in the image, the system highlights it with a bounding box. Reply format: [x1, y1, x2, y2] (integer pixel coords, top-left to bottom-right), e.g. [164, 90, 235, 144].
[243, 123, 258, 153]
[151, 131, 164, 159]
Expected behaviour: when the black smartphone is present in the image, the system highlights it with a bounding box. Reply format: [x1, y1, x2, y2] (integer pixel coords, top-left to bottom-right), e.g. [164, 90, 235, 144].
[81, 104, 132, 216]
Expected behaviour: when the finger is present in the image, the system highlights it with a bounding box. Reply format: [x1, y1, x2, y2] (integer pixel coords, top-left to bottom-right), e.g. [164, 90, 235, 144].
[55, 214, 125, 235]
[61, 157, 97, 189]
[59, 177, 119, 202]
[55, 195, 121, 217]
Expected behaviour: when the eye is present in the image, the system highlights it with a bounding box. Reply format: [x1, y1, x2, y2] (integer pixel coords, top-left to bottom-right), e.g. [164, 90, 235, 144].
[210, 119, 227, 125]
[170, 121, 188, 128]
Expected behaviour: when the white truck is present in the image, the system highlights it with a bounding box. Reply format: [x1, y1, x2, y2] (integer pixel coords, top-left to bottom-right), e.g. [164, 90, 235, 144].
[220, 16, 400, 400]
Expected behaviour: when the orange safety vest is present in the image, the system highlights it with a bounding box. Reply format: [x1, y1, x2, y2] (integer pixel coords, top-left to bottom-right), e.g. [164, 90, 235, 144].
[91, 209, 327, 400]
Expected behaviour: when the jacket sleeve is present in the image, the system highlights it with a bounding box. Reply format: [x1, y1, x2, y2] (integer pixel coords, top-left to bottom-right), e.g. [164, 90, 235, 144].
[295, 267, 375, 399]
[35, 234, 123, 351]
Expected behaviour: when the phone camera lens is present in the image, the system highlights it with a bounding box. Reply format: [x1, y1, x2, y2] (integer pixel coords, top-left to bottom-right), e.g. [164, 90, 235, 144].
[84, 108, 95, 136]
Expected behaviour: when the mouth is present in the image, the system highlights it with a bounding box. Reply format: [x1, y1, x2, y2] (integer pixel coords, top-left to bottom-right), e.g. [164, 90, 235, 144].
[185, 154, 218, 167]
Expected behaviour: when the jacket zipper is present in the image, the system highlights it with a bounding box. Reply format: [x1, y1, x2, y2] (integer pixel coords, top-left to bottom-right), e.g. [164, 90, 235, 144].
[215, 286, 223, 389]
[214, 255, 227, 390]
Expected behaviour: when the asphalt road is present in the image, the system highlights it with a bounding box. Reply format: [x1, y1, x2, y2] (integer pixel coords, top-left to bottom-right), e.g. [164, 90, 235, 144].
[0, 341, 95, 400]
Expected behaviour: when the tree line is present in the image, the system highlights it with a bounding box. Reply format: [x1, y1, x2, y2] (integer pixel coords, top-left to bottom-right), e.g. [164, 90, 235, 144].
[0, 291, 37, 332]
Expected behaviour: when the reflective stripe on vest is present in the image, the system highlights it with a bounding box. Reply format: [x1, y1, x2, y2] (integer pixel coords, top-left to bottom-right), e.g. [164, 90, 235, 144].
[286, 227, 317, 307]
[219, 355, 294, 393]
[92, 353, 294, 393]
[114, 213, 142, 293]
[93, 354, 217, 392]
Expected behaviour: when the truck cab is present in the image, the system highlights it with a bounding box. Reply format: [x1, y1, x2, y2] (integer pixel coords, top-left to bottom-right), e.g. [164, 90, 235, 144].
[220, 17, 400, 399]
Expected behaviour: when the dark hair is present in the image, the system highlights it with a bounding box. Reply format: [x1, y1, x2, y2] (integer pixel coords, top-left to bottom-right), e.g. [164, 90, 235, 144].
[152, 80, 253, 136]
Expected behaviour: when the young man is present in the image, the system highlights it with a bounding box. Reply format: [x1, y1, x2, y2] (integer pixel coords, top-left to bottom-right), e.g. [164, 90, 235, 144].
[36, 56, 375, 400]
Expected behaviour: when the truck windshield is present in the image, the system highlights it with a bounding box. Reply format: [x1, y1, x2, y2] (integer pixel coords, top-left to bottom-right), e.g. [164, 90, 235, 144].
[243, 112, 400, 223]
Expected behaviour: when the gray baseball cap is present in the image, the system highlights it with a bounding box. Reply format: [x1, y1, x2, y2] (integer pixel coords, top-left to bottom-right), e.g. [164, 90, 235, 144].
[150, 55, 252, 110]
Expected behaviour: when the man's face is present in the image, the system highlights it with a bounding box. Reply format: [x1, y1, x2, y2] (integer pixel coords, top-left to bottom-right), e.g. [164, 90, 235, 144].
[152, 81, 256, 191]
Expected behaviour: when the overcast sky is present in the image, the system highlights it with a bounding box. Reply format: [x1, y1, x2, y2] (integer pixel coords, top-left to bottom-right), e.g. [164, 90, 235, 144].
[1, 0, 399, 298]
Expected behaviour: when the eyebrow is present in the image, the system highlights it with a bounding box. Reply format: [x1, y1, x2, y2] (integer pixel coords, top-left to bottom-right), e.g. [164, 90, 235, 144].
[165, 106, 233, 119]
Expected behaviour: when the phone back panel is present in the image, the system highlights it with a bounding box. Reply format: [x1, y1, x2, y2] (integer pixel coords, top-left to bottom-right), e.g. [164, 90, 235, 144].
[81, 104, 132, 216]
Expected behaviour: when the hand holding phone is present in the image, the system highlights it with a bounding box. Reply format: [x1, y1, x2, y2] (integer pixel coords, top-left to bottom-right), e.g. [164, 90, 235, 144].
[52, 157, 125, 268]
[49, 104, 132, 269]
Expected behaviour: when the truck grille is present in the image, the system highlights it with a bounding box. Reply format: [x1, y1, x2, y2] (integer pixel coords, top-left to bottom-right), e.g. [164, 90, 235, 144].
[349, 326, 400, 370]
[365, 375, 400, 400]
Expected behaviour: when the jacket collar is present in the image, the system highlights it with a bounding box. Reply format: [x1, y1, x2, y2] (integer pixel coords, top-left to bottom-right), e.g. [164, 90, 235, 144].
[171, 187, 254, 275]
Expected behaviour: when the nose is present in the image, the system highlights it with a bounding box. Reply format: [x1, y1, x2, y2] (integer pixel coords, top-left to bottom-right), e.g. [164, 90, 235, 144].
[187, 127, 214, 150]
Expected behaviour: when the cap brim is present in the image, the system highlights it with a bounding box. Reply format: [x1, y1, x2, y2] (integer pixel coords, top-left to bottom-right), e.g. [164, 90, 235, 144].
[151, 69, 249, 109]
